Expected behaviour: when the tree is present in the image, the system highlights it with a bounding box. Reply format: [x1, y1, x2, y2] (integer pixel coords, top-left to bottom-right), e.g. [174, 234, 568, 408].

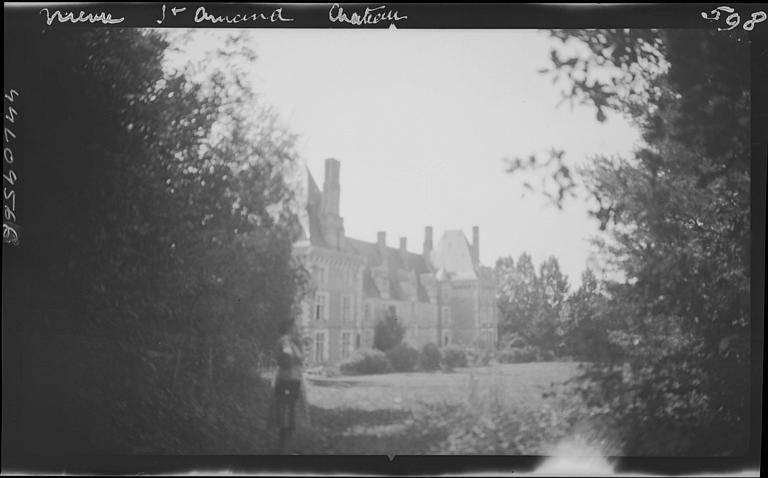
[516, 28, 753, 455]
[557, 268, 616, 361]
[534, 256, 570, 353]
[373, 309, 406, 352]
[495, 253, 570, 353]
[12, 27, 307, 453]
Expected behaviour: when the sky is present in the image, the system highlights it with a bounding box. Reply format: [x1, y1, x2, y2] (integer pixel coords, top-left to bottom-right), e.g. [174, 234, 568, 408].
[170, 29, 641, 286]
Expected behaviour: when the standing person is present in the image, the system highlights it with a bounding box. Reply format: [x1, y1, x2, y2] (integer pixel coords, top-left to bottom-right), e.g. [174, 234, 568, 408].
[270, 318, 308, 453]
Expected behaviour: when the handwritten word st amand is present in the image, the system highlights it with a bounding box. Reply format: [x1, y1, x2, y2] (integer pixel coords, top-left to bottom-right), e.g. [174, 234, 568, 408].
[40, 8, 124, 25]
[329, 4, 407, 26]
[192, 6, 293, 24]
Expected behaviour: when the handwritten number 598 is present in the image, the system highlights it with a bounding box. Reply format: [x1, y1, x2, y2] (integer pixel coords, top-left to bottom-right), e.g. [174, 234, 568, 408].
[702, 6, 766, 31]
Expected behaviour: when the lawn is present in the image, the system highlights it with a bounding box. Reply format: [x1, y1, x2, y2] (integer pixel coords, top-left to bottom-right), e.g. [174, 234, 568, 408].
[286, 362, 584, 454]
[306, 362, 582, 413]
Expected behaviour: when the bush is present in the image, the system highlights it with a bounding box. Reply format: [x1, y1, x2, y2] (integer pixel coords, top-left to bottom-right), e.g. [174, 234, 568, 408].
[497, 346, 539, 364]
[441, 346, 468, 370]
[500, 332, 527, 349]
[540, 349, 556, 361]
[419, 343, 442, 371]
[338, 349, 391, 376]
[386, 343, 419, 373]
[461, 348, 495, 367]
[477, 348, 496, 366]
[373, 312, 405, 352]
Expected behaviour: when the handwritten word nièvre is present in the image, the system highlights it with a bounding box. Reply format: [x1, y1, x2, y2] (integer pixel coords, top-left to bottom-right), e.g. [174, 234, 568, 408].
[40, 8, 124, 25]
[329, 4, 407, 26]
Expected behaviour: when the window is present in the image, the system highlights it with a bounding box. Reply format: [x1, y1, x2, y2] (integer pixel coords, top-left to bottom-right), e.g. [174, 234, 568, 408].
[315, 292, 328, 321]
[355, 333, 361, 349]
[442, 306, 451, 325]
[443, 333, 450, 346]
[341, 295, 352, 322]
[364, 303, 371, 321]
[341, 331, 352, 359]
[314, 265, 327, 283]
[314, 331, 327, 362]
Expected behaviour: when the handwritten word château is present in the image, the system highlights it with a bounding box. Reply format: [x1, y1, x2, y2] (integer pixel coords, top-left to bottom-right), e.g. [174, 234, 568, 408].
[40, 8, 124, 25]
[329, 4, 407, 26]
[193, 6, 293, 24]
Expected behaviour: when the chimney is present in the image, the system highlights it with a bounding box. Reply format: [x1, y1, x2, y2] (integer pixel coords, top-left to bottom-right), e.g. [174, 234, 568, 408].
[321, 158, 344, 249]
[399, 237, 408, 267]
[471, 226, 480, 266]
[423, 226, 433, 257]
[322, 158, 340, 217]
[377, 231, 387, 255]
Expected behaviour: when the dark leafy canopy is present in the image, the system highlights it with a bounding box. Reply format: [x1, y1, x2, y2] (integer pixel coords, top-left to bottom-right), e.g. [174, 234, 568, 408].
[18, 27, 308, 452]
[524, 29, 752, 455]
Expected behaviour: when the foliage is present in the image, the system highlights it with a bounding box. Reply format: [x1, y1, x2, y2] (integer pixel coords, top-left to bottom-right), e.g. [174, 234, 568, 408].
[385, 343, 420, 373]
[441, 346, 468, 371]
[12, 28, 307, 453]
[511, 28, 752, 455]
[556, 268, 620, 362]
[495, 254, 570, 354]
[463, 347, 495, 367]
[497, 346, 539, 364]
[407, 377, 618, 456]
[373, 310, 406, 352]
[499, 332, 527, 349]
[419, 343, 442, 371]
[338, 349, 392, 376]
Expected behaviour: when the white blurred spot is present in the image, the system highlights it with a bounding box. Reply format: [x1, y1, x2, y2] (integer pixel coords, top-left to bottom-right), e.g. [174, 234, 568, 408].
[533, 438, 614, 476]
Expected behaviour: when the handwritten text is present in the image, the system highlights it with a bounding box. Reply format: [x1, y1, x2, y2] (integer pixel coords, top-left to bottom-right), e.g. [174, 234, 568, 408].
[329, 4, 407, 26]
[40, 8, 125, 26]
[193, 6, 293, 24]
[4, 89, 20, 245]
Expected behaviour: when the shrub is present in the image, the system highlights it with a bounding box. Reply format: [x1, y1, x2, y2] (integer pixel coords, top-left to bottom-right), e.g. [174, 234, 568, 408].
[462, 348, 495, 367]
[373, 312, 405, 352]
[540, 349, 556, 362]
[419, 343, 442, 371]
[441, 346, 468, 370]
[500, 332, 527, 349]
[497, 346, 539, 364]
[386, 343, 420, 373]
[478, 348, 496, 366]
[338, 349, 391, 375]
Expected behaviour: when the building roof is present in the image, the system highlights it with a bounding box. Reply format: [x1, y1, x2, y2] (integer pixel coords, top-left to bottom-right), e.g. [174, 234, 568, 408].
[297, 166, 327, 247]
[431, 230, 478, 281]
[297, 165, 486, 302]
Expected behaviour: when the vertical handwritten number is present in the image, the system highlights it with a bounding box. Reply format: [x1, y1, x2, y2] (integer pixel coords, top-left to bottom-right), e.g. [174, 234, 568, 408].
[743, 11, 767, 31]
[4, 204, 16, 222]
[3, 148, 13, 164]
[3, 189, 15, 212]
[3, 223, 19, 245]
[3, 170, 16, 185]
[5, 107, 18, 123]
[3, 128, 16, 143]
[4, 90, 19, 102]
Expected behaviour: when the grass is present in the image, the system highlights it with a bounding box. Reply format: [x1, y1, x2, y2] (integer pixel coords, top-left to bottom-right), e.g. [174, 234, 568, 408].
[306, 362, 582, 412]
[285, 362, 583, 454]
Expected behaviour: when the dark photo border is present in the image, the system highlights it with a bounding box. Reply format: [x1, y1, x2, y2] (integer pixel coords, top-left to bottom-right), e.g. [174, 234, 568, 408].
[3, 2, 764, 476]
